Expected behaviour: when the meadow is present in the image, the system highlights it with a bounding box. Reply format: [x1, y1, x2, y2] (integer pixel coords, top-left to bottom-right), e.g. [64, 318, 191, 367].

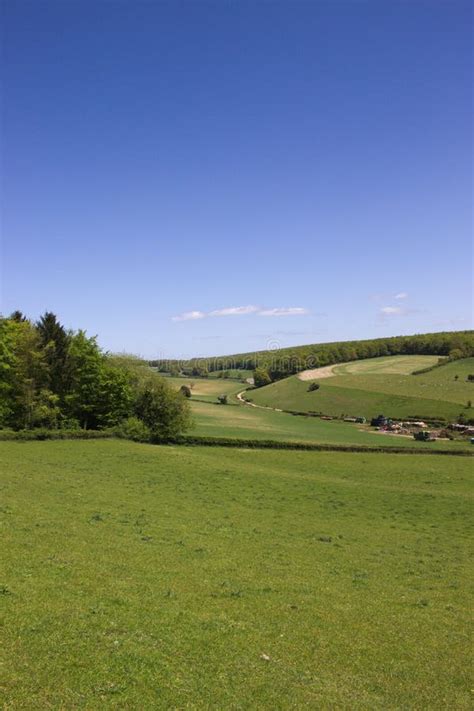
[161, 366, 471, 452]
[1, 440, 471, 709]
[247, 356, 474, 422]
[330, 356, 474, 404]
[164, 376, 245, 403]
[188, 400, 470, 451]
[332, 355, 440, 375]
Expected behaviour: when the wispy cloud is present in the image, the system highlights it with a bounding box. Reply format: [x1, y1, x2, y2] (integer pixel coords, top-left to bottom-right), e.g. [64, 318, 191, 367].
[172, 305, 310, 321]
[258, 307, 310, 317]
[394, 292, 408, 300]
[171, 310, 206, 322]
[378, 305, 424, 320]
[380, 306, 403, 315]
[209, 305, 260, 317]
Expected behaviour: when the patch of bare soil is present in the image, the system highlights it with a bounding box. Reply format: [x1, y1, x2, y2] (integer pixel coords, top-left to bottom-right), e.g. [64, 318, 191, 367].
[297, 365, 338, 381]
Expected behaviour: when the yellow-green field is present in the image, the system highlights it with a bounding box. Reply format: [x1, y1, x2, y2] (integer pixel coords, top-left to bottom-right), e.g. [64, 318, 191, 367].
[333, 355, 440, 375]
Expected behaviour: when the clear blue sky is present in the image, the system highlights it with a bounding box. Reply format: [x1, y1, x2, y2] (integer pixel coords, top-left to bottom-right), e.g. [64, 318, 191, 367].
[2, 0, 472, 358]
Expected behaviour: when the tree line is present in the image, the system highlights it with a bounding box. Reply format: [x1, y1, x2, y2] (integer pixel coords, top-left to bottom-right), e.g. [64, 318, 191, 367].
[150, 330, 474, 382]
[0, 311, 191, 438]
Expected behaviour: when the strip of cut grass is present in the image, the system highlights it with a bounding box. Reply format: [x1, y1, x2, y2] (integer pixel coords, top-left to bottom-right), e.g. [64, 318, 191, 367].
[332, 354, 440, 375]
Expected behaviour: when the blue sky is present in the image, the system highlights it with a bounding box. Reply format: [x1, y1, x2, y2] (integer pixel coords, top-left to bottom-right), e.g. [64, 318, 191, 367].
[2, 0, 472, 358]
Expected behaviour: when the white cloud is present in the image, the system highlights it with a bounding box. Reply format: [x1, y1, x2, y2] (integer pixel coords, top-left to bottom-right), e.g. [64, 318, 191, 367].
[172, 305, 310, 321]
[258, 307, 310, 317]
[394, 292, 408, 300]
[171, 310, 206, 322]
[380, 306, 403, 315]
[209, 305, 260, 317]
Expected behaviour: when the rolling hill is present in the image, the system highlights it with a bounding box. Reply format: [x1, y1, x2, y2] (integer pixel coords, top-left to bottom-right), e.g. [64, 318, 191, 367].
[151, 330, 474, 377]
[245, 356, 474, 422]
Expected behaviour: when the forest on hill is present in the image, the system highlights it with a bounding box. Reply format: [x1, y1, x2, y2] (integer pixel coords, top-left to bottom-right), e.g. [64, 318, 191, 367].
[151, 330, 474, 380]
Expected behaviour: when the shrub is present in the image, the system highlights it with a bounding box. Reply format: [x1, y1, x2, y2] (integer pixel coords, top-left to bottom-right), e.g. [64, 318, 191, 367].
[135, 380, 192, 439]
[254, 368, 272, 388]
[117, 416, 151, 442]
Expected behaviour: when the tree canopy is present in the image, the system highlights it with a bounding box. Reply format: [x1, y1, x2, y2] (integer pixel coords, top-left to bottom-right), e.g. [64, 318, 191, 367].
[151, 330, 474, 381]
[0, 312, 191, 438]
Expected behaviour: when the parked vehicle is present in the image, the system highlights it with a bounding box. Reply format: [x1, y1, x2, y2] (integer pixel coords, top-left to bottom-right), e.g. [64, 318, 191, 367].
[413, 431, 436, 442]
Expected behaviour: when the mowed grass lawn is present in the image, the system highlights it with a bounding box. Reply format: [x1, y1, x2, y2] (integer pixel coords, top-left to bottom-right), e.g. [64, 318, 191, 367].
[249, 357, 474, 422]
[1, 441, 471, 709]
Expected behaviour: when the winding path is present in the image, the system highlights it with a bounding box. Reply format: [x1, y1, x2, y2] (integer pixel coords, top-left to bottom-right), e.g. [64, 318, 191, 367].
[236, 390, 283, 413]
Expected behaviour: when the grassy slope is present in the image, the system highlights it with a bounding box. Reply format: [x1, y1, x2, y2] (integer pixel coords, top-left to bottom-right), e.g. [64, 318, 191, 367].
[1, 441, 471, 709]
[329, 357, 474, 405]
[189, 401, 470, 451]
[249, 357, 474, 421]
[164, 376, 244, 403]
[248, 379, 467, 422]
[333, 355, 440, 375]
[161, 364, 471, 450]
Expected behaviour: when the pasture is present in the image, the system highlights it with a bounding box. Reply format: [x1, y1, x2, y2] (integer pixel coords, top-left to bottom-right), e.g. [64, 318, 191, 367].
[1, 440, 471, 709]
[329, 356, 474, 405]
[163, 376, 244, 403]
[248, 357, 474, 422]
[160, 365, 471, 451]
[333, 355, 441, 375]
[188, 400, 470, 451]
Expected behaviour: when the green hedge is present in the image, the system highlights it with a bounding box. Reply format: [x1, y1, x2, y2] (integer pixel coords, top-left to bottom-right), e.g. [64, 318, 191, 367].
[153, 435, 472, 457]
[0, 428, 118, 441]
[1, 429, 471, 456]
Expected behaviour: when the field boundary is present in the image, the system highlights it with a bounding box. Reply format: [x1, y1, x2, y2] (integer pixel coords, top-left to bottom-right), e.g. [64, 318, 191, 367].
[0, 428, 471, 456]
[168, 435, 472, 456]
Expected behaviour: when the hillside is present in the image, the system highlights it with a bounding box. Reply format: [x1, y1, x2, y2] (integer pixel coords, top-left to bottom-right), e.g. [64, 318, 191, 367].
[151, 330, 474, 377]
[245, 356, 474, 422]
[161, 365, 471, 450]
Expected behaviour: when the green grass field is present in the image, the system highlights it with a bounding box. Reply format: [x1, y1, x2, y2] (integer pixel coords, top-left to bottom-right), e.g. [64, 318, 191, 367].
[159, 365, 472, 451]
[330, 356, 474, 404]
[1, 440, 471, 709]
[189, 401, 470, 451]
[164, 376, 244, 403]
[333, 355, 440, 375]
[248, 357, 474, 422]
